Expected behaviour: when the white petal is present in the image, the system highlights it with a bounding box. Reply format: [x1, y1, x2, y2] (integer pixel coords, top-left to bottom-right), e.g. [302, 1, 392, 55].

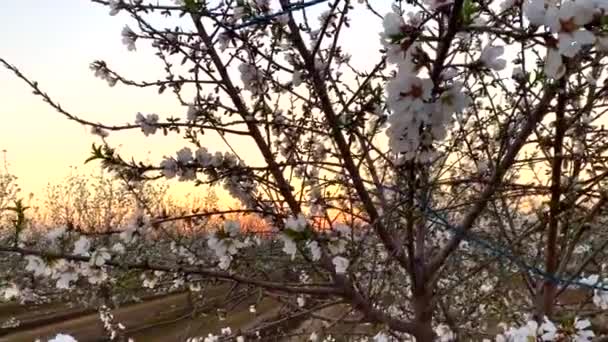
[574, 29, 596, 46]
[545, 49, 566, 79]
[559, 34, 580, 57]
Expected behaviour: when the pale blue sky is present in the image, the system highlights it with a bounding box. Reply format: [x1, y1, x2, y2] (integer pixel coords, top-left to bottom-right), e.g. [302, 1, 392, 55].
[0, 0, 389, 199]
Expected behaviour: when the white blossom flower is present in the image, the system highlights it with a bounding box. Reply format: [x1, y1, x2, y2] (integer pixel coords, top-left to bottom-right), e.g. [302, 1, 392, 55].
[435, 324, 455, 341]
[334, 223, 351, 237]
[187, 104, 199, 121]
[176, 147, 194, 164]
[91, 126, 109, 138]
[373, 332, 388, 342]
[218, 255, 232, 270]
[90, 248, 111, 267]
[26, 255, 51, 277]
[544, 48, 566, 79]
[540, 317, 557, 340]
[239, 63, 264, 94]
[195, 147, 213, 167]
[218, 32, 230, 51]
[160, 158, 178, 179]
[47, 226, 67, 242]
[221, 327, 232, 335]
[224, 220, 241, 237]
[297, 295, 306, 307]
[111, 242, 125, 254]
[480, 45, 506, 71]
[135, 113, 159, 136]
[307, 240, 321, 261]
[108, 0, 121, 16]
[512, 67, 525, 81]
[523, 0, 547, 25]
[280, 234, 298, 259]
[502, 320, 540, 341]
[546, 1, 595, 57]
[480, 282, 493, 293]
[90, 62, 117, 87]
[207, 234, 228, 257]
[328, 239, 347, 255]
[382, 12, 405, 39]
[142, 273, 159, 288]
[81, 265, 108, 284]
[121, 25, 137, 51]
[73, 236, 91, 256]
[386, 70, 434, 157]
[332, 256, 349, 274]
[285, 214, 307, 232]
[574, 317, 594, 341]
[211, 152, 224, 167]
[2, 283, 19, 300]
[580, 274, 608, 309]
[120, 224, 138, 243]
[53, 261, 79, 289]
[49, 334, 78, 342]
[387, 74, 433, 113]
[436, 83, 469, 137]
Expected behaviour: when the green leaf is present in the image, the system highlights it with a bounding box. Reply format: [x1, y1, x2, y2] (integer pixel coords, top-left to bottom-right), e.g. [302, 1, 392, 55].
[8, 199, 29, 245]
[184, 0, 199, 12]
[461, 0, 478, 25]
[601, 15, 608, 30]
[85, 143, 102, 164]
[283, 228, 313, 242]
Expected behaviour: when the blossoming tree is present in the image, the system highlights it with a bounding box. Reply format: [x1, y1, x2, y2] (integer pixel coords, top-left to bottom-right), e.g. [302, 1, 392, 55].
[4, 0, 608, 340]
[0, 153, 20, 228]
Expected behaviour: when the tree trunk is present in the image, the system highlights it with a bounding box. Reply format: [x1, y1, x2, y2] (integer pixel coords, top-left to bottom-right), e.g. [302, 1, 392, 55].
[413, 293, 435, 341]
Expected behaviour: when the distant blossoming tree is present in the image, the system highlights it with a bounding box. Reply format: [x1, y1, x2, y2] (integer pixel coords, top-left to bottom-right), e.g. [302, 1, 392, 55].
[4, 0, 608, 340]
[0, 152, 20, 228]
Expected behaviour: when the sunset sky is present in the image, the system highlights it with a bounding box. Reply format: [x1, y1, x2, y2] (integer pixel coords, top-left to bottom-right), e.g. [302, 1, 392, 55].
[0, 1, 389, 202]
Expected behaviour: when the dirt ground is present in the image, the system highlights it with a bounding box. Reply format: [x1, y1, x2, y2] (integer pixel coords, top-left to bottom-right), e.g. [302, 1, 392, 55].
[0, 290, 283, 342]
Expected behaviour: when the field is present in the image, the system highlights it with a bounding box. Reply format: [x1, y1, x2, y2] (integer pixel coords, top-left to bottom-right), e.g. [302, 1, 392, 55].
[0, 288, 289, 342]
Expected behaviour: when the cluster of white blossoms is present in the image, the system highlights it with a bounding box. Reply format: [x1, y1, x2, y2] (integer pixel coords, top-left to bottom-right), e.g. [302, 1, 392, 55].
[187, 333, 245, 342]
[20, 229, 125, 289]
[278, 215, 355, 274]
[239, 62, 266, 95]
[185, 95, 217, 122]
[99, 305, 130, 341]
[382, 12, 470, 162]
[207, 220, 250, 269]
[496, 316, 594, 341]
[25, 254, 109, 289]
[434, 324, 455, 341]
[159, 146, 260, 208]
[160, 147, 236, 181]
[90, 61, 118, 87]
[135, 112, 159, 136]
[1, 282, 20, 301]
[279, 214, 308, 259]
[524, 0, 608, 78]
